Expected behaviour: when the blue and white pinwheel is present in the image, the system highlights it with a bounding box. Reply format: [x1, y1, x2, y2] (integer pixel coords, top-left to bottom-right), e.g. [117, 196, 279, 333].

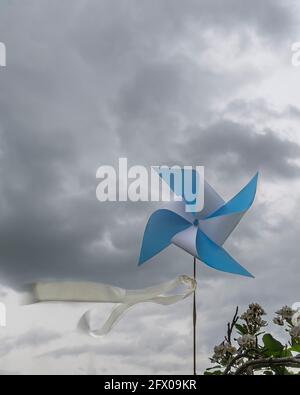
[139, 172, 258, 278]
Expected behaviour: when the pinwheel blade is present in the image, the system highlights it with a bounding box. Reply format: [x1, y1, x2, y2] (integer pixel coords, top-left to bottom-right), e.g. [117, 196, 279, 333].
[171, 226, 198, 257]
[157, 167, 230, 219]
[157, 168, 199, 198]
[207, 173, 258, 219]
[196, 229, 254, 278]
[139, 209, 191, 265]
[198, 212, 244, 246]
[156, 168, 204, 213]
[161, 200, 195, 224]
[198, 173, 258, 245]
[196, 180, 224, 219]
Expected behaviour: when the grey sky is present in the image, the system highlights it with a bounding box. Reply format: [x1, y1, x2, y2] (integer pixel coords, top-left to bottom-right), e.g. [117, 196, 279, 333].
[0, 0, 300, 374]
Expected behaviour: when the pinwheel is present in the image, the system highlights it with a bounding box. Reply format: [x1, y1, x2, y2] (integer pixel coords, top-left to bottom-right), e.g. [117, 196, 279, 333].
[139, 170, 258, 374]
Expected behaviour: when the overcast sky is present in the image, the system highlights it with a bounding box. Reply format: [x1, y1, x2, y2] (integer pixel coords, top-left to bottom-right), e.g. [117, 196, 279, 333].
[0, 0, 300, 374]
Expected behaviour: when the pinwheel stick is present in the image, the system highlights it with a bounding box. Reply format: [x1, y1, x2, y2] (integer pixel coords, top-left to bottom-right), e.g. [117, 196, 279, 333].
[193, 257, 197, 375]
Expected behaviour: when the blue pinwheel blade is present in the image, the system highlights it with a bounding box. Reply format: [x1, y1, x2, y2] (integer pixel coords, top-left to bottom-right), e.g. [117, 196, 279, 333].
[207, 173, 258, 219]
[196, 229, 254, 278]
[139, 209, 191, 265]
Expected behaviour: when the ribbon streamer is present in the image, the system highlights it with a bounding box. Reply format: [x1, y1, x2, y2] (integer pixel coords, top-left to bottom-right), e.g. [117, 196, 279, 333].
[24, 275, 196, 337]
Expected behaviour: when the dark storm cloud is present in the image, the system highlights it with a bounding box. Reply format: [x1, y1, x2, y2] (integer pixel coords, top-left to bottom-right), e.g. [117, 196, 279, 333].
[227, 99, 300, 121]
[0, 0, 297, 289]
[178, 120, 300, 180]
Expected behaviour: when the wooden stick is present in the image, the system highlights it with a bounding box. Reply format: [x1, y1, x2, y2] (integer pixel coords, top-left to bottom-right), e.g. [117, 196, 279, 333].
[193, 256, 197, 375]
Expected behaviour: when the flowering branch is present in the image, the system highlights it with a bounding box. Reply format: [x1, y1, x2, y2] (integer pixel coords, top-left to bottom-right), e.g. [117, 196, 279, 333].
[205, 303, 300, 376]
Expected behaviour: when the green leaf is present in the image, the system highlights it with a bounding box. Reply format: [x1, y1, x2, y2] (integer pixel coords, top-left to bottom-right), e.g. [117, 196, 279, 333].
[235, 323, 247, 335]
[205, 365, 221, 371]
[263, 334, 284, 356]
[204, 370, 223, 375]
[282, 348, 293, 357]
[290, 344, 300, 353]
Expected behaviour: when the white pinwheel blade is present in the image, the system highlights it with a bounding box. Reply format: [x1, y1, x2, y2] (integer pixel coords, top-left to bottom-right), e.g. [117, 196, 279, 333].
[171, 226, 198, 257]
[196, 180, 224, 219]
[198, 212, 244, 246]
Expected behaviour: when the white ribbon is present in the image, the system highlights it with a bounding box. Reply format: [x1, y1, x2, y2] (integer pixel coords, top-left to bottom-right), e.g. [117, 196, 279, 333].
[24, 275, 196, 337]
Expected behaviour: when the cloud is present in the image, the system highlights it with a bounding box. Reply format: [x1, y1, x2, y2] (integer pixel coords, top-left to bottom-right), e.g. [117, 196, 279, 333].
[0, 329, 61, 357]
[178, 120, 300, 180]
